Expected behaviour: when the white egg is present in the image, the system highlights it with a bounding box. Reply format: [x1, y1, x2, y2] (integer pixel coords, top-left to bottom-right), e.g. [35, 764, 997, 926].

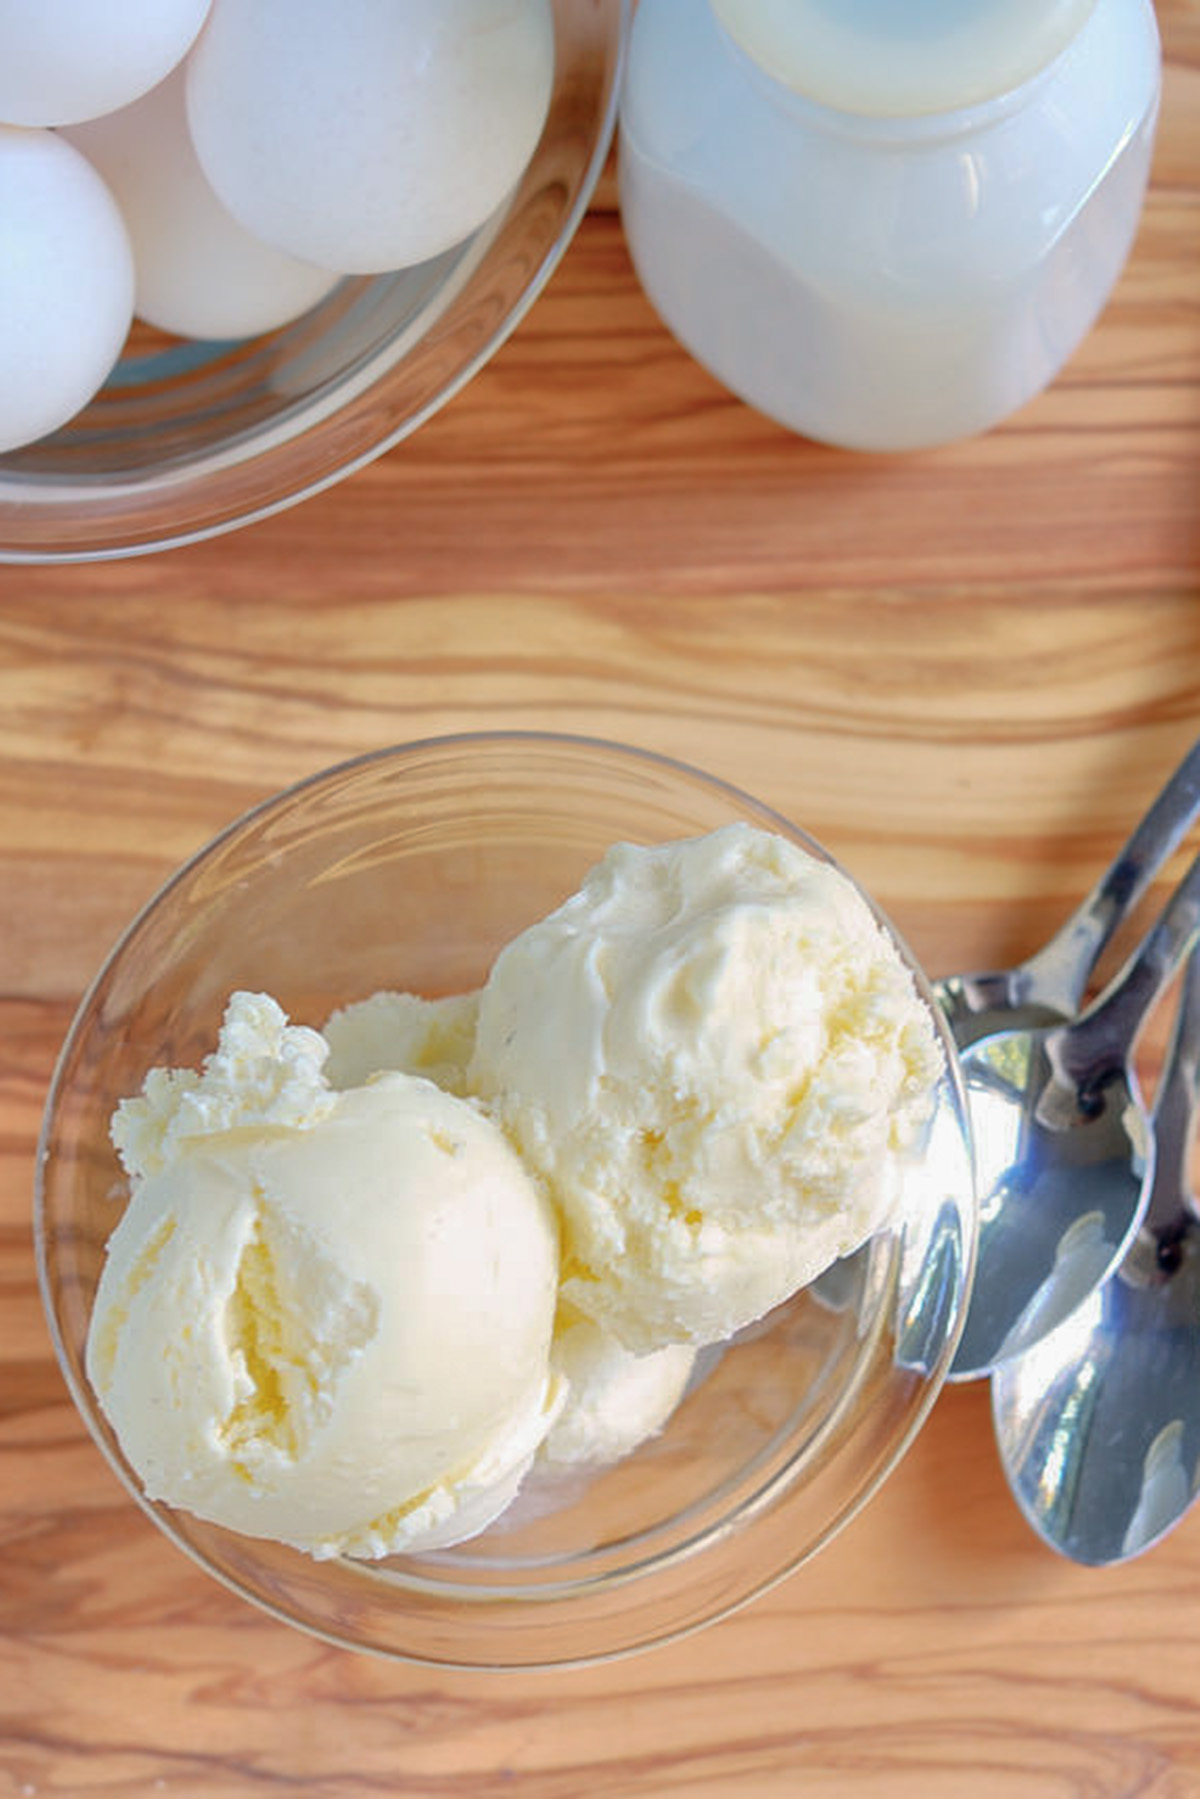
[63, 70, 340, 342]
[0, 0, 213, 127]
[0, 126, 133, 454]
[186, 0, 556, 275]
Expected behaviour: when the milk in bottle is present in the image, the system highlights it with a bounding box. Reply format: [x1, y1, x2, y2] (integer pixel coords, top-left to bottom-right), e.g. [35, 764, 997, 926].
[619, 0, 1161, 450]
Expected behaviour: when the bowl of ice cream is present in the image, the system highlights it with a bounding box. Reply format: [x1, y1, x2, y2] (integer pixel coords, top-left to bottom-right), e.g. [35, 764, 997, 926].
[35, 732, 976, 1669]
[0, 0, 625, 563]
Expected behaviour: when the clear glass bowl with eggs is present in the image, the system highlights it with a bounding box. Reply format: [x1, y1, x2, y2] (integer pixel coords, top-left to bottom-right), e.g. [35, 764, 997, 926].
[35, 732, 977, 1669]
[0, 1, 626, 563]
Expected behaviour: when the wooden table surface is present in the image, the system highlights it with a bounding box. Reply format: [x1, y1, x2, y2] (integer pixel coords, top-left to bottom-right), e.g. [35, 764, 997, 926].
[4, 9, 1200, 1794]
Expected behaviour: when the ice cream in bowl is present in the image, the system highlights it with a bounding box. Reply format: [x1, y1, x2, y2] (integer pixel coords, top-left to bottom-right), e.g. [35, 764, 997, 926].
[35, 733, 976, 1668]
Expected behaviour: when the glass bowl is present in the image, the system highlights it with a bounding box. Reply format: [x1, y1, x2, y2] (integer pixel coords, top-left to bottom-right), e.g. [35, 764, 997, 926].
[0, 1, 626, 564]
[35, 732, 976, 1669]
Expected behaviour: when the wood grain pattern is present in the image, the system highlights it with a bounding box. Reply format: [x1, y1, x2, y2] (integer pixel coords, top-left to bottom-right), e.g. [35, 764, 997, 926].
[3, 6, 1200, 1794]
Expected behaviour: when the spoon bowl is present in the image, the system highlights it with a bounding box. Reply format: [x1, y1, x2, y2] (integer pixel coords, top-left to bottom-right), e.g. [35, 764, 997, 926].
[949, 848, 1200, 1379]
[950, 1029, 1153, 1375]
[992, 945, 1200, 1565]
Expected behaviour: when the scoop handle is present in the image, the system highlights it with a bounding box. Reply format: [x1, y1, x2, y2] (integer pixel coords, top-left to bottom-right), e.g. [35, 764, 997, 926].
[1068, 847, 1200, 1074]
[1018, 736, 1200, 1017]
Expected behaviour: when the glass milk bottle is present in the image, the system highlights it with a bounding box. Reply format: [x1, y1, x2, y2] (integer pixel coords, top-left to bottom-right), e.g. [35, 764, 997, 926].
[618, 0, 1162, 451]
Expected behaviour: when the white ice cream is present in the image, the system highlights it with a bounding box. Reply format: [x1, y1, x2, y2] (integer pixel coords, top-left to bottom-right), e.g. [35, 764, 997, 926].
[540, 1309, 695, 1468]
[89, 994, 561, 1560]
[87, 821, 943, 1556]
[324, 989, 698, 1465]
[323, 989, 479, 1097]
[470, 823, 943, 1352]
[111, 990, 335, 1180]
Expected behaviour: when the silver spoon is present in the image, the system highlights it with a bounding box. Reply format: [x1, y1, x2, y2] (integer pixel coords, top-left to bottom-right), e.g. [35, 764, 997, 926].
[935, 737, 1200, 1052]
[948, 849, 1200, 1381]
[991, 942, 1200, 1565]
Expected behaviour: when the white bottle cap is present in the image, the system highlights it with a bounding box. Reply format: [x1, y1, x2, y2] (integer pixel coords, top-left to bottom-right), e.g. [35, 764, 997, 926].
[709, 0, 1099, 118]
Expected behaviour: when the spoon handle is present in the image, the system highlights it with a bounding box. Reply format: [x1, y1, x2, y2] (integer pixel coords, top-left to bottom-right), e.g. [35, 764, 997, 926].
[1145, 945, 1200, 1231]
[1069, 847, 1200, 1074]
[1019, 736, 1200, 1017]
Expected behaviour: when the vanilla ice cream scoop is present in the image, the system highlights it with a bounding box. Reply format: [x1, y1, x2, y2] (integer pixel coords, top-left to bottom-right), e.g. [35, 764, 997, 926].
[110, 990, 335, 1180]
[540, 1309, 695, 1468]
[470, 822, 943, 1352]
[88, 1000, 561, 1560]
[323, 989, 479, 1096]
